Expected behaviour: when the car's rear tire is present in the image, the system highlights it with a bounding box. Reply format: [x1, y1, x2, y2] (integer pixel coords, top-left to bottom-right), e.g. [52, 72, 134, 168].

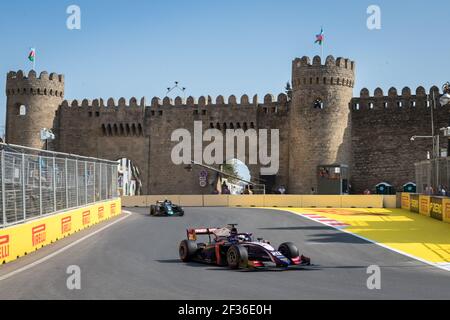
[179, 240, 197, 262]
[278, 242, 299, 259]
[227, 245, 248, 269]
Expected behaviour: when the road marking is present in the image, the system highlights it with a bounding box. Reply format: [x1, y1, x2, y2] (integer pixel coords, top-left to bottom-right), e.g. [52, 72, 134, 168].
[0, 211, 132, 282]
[285, 209, 450, 272]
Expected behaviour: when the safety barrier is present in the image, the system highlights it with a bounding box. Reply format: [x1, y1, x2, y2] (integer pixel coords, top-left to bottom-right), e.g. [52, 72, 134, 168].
[122, 195, 395, 209]
[400, 192, 450, 223]
[0, 198, 121, 264]
[0, 143, 119, 228]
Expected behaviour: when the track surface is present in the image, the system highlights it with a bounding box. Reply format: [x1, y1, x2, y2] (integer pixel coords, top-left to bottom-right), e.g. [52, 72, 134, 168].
[0, 207, 449, 300]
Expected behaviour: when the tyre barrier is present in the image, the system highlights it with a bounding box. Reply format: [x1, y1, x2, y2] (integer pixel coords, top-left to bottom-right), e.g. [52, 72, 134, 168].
[400, 192, 450, 223]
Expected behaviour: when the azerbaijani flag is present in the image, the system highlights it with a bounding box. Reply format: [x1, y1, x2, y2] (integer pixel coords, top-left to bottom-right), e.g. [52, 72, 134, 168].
[28, 48, 36, 62]
[315, 28, 324, 45]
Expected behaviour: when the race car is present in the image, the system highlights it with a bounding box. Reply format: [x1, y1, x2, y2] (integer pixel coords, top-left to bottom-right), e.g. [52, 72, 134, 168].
[150, 200, 184, 216]
[179, 224, 310, 269]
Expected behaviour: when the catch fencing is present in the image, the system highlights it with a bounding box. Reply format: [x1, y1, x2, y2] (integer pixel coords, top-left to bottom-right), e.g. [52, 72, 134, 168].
[0, 143, 119, 228]
[415, 157, 450, 194]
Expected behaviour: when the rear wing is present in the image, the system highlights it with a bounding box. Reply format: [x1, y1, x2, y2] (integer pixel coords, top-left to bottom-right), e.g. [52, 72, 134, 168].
[187, 228, 219, 241]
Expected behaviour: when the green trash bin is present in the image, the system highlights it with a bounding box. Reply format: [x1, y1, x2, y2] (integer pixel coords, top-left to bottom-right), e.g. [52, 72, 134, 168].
[375, 182, 394, 195]
[403, 182, 416, 193]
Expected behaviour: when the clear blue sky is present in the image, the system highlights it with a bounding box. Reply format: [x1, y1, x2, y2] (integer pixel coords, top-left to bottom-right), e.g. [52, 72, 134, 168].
[1, 0, 449, 133]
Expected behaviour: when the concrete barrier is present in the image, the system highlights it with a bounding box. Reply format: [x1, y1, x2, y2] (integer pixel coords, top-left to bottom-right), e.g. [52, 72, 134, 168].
[302, 195, 342, 208]
[121, 196, 148, 207]
[203, 195, 229, 207]
[0, 198, 121, 265]
[383, 195, 397, 209]
[178, 195, 204, 207]
[341, 195, 383, 208]
[263, 195, 300, 207]
[122, 195, 389, 208]
[228, 195, 265, 207]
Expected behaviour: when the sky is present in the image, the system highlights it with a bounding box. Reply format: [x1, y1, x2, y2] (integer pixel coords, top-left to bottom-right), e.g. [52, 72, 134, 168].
[1, 0, 449, 134]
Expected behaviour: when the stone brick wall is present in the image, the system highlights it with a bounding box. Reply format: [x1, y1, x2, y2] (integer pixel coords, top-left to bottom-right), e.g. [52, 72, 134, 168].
[6, 70, 64, 149]
[5, 57, 449, 195]
[289, 55, 355, 194]
[351, 86, 450, 193]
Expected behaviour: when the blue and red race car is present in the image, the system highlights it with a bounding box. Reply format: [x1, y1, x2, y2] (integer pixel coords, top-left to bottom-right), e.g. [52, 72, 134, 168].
[179, 224, 311, 270]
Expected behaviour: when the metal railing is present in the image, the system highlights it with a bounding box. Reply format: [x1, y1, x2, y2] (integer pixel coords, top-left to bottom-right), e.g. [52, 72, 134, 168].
[415, 157, 450, 194]
[0, 143, 119, 228]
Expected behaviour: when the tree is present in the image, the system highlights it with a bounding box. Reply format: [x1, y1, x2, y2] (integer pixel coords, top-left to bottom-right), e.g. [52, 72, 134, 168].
[221, 163, 241, 184]
[285, 81, 292, 101]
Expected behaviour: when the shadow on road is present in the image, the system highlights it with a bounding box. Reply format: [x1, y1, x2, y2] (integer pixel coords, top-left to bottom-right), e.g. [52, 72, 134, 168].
[307, 233, 369, 244]
[156, 259, 322, 272]
[258, 226, 332, 231]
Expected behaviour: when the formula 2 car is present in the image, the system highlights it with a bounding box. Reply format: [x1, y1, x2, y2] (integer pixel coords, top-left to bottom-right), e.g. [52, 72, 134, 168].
[150, 200, 184, 216]
[179, 224, 310, 269]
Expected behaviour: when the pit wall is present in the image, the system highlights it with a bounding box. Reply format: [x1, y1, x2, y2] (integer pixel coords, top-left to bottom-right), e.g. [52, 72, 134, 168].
[400, 193, 450, 223]
[0, 198, 122, 265]
[122, 195, 396, 209]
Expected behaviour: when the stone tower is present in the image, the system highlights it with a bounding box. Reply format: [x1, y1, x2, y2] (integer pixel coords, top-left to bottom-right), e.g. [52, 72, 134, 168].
[5, 70, 64, 149]
[288, 55, 355, 194]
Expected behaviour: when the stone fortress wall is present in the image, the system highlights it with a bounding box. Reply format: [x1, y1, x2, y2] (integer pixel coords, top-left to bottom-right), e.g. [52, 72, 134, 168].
[5, 55, 448, 194]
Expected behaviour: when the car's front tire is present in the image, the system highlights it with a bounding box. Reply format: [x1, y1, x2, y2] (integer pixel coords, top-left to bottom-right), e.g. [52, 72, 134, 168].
[226, 245, 248, 269]
[149, 205, 156, 216]
[179, 240, 197, 262]
[278, 242, 299, 259]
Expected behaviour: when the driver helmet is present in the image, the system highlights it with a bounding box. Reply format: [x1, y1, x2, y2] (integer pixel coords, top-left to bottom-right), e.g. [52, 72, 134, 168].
[237, 234, 247, 242]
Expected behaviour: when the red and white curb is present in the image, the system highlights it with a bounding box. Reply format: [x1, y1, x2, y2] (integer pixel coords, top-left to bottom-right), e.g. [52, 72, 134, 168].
[301, 213, 350, 229]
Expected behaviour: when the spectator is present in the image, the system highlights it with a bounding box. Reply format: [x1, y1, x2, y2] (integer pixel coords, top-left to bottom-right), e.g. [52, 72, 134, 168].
[363, 189, 371, 195]
[310, 187, 316, 195]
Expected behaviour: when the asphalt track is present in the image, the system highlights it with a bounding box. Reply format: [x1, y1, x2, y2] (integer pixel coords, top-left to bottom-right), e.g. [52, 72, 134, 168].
[0, 207, 449, 300]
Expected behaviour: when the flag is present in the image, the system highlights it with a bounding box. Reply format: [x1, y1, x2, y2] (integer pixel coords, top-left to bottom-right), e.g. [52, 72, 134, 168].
[28, 48, 36, 62]
[315, 28, 324, 45]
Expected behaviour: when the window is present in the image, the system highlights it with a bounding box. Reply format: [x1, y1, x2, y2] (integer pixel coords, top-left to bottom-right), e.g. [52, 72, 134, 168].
[19, 105, 27, 116]
[96, 112, 100, 117]
[369, 102, 374, 109]
[193, 110, 199, 115]
[88, 112, 93, 117]
[202, 110, 207, 115]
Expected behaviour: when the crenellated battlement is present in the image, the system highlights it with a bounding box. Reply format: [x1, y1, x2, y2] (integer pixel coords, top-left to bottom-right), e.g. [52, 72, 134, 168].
[60, 93, 289, 110]
[293, 55, 356, 71]
[351, 85, 444, 111]
[292, 55, 355, 89]
[6, 70, 65, 97]
[7, 70, 64, 82]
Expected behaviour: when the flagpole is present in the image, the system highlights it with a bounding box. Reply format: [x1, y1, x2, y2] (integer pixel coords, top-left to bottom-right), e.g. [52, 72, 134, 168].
[321, 26, 324, 62]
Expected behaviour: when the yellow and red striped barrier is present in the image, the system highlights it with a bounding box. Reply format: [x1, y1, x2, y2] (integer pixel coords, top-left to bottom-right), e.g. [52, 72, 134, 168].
[0, 198, 121, 265]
